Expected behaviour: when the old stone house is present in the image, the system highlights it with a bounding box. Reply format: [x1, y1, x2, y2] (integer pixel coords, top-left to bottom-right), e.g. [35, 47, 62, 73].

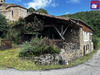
[25, 12, 94, 61]
[0, 0, 27, 21]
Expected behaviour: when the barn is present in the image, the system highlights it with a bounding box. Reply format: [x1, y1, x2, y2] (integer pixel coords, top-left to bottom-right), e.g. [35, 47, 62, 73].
[25, 12, 94, 61]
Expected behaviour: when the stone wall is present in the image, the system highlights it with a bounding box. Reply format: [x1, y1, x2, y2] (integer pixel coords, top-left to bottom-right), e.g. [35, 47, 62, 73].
[60, 27, 94, 61]
[7, 7, 27, 21]
[0, 11, 11, 20]
[34, 54, 62, 65]
[64, 27, 80, 43]
[60, 49, 81, 61]
[80, 28, 94, 56]
[60, 27, 81, 61]
[0, 4, 27, 21]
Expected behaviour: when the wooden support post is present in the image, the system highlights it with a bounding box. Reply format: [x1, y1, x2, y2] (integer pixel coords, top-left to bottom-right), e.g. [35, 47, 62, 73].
[63, 25, 69, 36]
[53, 25, 65, 40]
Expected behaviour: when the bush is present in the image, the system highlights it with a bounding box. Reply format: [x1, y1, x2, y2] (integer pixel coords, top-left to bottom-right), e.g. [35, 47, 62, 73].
[19, 37, 61, 57]
[0, 14, 9, 37]
[19, 42, 34, 57]
[93, 38, 99, 49]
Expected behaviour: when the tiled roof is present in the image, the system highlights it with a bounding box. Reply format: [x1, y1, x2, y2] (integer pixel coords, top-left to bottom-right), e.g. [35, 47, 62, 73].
[25, 12, 94, 31]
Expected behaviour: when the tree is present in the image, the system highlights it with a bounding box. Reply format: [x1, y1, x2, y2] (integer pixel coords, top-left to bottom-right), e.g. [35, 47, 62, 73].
[61, 11, 100, 37]
[37, 8, 48, 14]
[0, 14, 9, 37]
[28, 7, 35, 14]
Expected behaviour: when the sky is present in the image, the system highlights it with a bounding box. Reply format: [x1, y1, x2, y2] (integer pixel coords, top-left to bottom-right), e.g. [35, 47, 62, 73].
[6, 0, 92, 16]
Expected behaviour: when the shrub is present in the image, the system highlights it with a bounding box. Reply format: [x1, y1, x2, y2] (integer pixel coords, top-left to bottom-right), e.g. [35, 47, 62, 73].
[0, 14, 9, 37]
[19, 42, 34, 57]
[93, 38, 99, 49]
[19, 37, 61, 57]
[31, 37, 60, 55]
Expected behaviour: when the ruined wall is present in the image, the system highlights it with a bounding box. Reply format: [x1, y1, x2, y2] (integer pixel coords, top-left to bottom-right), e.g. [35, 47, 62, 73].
[64, 26, 80, 43]
[60, 27, 82, 61]
[59, 23, 94, 61]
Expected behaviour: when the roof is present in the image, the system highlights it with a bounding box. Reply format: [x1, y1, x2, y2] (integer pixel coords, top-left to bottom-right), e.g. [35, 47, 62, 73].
[6, 5, 27, 10]
[25, 12, 93, 31]
[71, 19, 94, 31]
[26, 12, 70, 21]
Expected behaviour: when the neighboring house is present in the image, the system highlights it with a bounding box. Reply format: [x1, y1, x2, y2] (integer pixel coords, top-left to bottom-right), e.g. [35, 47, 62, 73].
[0, 0, 27, 21]
[25, 12, 94, 61]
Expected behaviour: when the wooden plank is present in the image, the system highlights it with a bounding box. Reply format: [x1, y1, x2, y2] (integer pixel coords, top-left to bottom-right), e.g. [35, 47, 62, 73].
[63, 25, 69, 35]
[53, 25, 65, 40]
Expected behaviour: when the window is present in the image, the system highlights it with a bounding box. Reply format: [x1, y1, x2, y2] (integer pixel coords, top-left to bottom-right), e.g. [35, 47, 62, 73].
[0, 5, 2, 10]
[12, 11, 13, 16]
[83, 31, 89, 42]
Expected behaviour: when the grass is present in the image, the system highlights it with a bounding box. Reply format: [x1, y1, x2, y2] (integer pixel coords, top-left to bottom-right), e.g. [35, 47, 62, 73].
[0, 38, 100, 70]
[0, 48, 67, 70]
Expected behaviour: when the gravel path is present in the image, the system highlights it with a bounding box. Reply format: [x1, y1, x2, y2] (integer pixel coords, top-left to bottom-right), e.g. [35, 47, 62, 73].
[0, 49, 100, 75]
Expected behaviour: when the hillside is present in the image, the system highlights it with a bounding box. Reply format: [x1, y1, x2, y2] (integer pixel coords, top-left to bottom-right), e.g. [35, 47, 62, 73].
[61, 11, 100, 37]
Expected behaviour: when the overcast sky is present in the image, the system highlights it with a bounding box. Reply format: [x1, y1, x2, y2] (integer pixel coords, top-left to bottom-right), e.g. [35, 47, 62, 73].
[6, 0, 92, 16]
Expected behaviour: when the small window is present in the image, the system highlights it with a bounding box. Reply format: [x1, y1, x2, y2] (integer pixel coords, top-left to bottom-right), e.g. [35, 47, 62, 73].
[12, 11, 13, 16]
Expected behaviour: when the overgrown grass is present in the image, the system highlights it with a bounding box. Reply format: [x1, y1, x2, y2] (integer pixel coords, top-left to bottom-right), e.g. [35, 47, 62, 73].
[0, 48, 65, 70]
[0, 38, 100, 70]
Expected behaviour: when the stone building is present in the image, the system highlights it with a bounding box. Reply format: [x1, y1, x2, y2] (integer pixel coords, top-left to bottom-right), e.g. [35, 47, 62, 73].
[0, 0, 27, 21]
[25, 12, 94, 61]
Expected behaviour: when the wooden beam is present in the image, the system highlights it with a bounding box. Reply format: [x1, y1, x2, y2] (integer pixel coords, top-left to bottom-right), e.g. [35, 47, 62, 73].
[53, 25, 65, 40]
[63, 25, 69, 35]
[61, 25, 63, 35]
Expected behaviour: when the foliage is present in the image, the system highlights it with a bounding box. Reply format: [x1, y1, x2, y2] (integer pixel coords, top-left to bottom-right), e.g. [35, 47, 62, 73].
[19, 37, 60, 57]
[0, 14, 9, 37]
[96, 38, 100, 47]
[28, 7, 35, 14]
[19, 42, 34, 57]
[11, 17, 43, 44]
[27, 7, 48, 14]
[37, 8, 48, 14]
[11, 17, 25, 44]
[93, 38, 99, 49]
[61, 11, 100, 37]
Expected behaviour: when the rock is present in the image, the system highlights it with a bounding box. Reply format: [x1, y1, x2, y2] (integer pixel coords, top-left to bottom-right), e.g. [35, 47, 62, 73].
[34, 54, 62, 65]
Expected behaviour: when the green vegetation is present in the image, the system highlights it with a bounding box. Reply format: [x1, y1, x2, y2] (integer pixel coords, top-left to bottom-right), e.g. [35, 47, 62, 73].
[37, 8, 48, 14]
[0, 14, 9, 37]
[0, 10, 100, 70]
[27, 7, 48, 14]
[0, 38, 99, 70]
[93, 38, 99, 49]
[61, 11, 100, 37]
[0, 48, 38, 70]
[11, 17, 43, 44]
[19, 37, 60, 57]
[96, 38, 100, 47]
[28, 7, 35, 14]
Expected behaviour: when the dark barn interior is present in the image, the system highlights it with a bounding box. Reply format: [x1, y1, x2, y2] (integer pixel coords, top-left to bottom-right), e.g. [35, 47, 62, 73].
[25, 12, 82, 49]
